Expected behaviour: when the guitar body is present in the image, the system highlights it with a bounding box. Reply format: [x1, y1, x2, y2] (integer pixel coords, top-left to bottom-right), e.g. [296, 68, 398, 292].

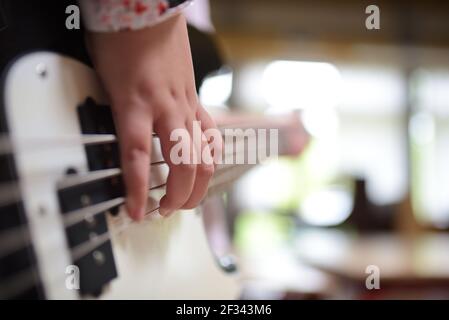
[104, 212, 238, 300]
[1, 52, 239, 299]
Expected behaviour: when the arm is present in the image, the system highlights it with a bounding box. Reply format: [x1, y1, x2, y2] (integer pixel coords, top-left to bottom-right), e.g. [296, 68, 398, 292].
[79, 0, 221, 220]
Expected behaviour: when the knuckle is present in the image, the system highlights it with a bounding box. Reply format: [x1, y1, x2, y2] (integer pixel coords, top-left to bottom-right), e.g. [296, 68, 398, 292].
[112, 95, 142, 112]
[158, 103, 186, 120]
[198, 163, 214, 178]
[122, 146, 149, 163]
[181, 163, 197, 174]
[125, 131, 150, 152]
[121, 133, 151, 161]
[186, 87, 199, 105]
[187, 101, 198, 112]
[137, 80, 158, 98]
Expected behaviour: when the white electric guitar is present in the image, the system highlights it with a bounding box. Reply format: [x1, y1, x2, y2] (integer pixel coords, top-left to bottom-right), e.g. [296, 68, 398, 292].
[0, 52, 308, 299]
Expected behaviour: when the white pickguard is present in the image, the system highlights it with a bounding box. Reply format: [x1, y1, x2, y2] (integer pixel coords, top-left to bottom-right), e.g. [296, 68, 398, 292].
[4, 52, 239, 299]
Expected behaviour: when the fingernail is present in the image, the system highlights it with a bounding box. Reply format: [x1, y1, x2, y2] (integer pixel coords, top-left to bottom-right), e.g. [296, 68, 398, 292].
[159, 196, 168, 216]
[127, 200, 144, 221]
[159, 207, 168, 217]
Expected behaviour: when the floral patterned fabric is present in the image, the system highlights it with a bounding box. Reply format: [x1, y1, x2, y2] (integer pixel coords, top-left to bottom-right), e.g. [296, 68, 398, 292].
[78, 0, 192, 32]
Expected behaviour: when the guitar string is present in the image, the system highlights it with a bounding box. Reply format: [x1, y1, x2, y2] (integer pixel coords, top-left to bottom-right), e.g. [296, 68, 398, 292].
[67, 162, 253, 262]
[0, 144, 270, 258]
[0, 145, 260, 258]
[0, 120, 278, 155]
[0, 183, 167, 259]
[0, 205, 161, 299]
[0, 111, 293, 297]
[66, 169, 249, 290]
[61, 163, 245, 231]
[1, 118, 280, 298]
[0, 134, 118, 155]
[0, 162, 251, 272]
[0, 151, 263, 260]
[0, 160, 165, 207]
[0, 134, 273, 207]
[0, 170, 253, 299]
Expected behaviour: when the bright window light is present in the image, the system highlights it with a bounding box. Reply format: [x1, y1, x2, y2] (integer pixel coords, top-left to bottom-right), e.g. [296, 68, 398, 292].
[338, 66, 405, 114]
[199, 71, 233, 108]
[409, 111, 436, 145]
[234, 162, 296, 210]
[262, 60, 342, 111]
[300, 188, 353, 226]
[302, 107, 339, 139]
[415, 70, 449, 117]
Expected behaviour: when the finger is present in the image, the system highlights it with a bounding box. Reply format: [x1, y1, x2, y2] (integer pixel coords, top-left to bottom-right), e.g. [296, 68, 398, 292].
[113, 103, 152, 221]
[196, 106, 223, 166]
[182, 129, 214, 209]
[155, 118, 197, 216]
[182, 107, 220, 209]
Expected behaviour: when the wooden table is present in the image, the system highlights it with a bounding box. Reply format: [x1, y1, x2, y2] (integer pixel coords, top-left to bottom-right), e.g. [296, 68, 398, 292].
[295, 229, 449, 299]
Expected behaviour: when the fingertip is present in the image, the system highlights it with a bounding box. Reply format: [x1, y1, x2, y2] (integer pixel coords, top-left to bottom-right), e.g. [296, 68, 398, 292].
[159, 197, 168, 216]
[122, 148, 150, 221]
[159, 207, 169, 217]
[126, 201, 145, 221]
[158, 196, 172, 217]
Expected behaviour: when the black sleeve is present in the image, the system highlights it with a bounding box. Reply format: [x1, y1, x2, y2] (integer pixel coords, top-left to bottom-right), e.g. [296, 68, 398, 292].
[0, 1, 7, 31]
[0, 0, 91, 72]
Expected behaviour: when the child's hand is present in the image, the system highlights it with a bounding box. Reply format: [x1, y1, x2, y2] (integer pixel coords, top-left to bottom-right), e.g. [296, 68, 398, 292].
[87, 14, 219, 220]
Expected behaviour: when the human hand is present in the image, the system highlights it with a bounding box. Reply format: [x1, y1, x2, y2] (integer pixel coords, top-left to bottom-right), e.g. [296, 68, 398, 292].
[87, 14, 220, 220]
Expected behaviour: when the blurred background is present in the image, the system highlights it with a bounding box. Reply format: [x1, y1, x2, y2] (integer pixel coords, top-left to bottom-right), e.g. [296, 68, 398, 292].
[191, 0, 449, 299]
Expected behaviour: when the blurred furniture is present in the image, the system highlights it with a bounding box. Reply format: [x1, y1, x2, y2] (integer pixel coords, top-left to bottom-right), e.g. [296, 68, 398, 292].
[343, 178, 396, 232]
[295, 229, 449, 299]
[238, 250, 334, 300]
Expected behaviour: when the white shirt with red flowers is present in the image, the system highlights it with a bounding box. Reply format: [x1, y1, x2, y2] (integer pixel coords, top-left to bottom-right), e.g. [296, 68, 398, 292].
[78, 0, 192, 32]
